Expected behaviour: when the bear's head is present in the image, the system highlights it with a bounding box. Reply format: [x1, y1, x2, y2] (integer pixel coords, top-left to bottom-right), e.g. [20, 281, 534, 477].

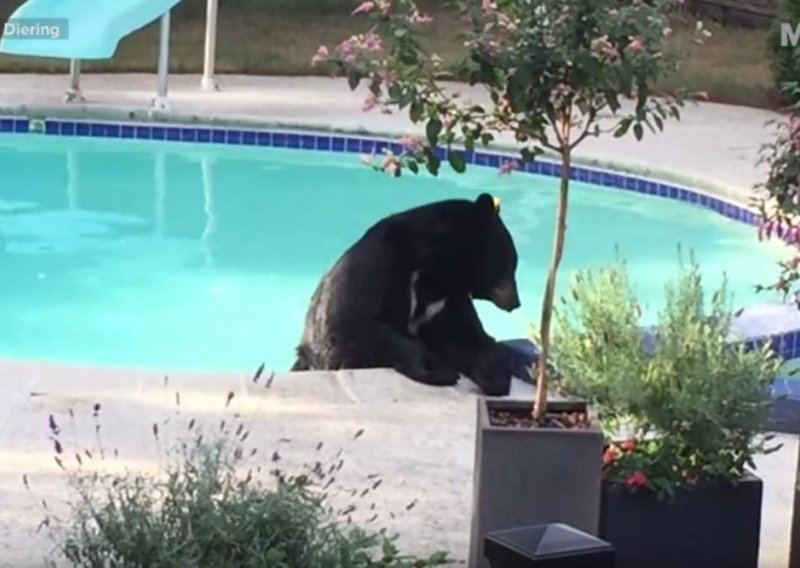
[468, 193, 520, 311]
[414, 193, 520, 312]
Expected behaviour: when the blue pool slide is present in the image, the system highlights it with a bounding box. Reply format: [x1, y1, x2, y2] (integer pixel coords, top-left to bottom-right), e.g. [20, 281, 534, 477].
[0, 0, 185, 59]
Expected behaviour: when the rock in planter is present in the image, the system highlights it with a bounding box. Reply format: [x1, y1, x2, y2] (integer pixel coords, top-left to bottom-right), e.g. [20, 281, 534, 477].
[599, 472, 764, 568]
[468, 398, 604, 568]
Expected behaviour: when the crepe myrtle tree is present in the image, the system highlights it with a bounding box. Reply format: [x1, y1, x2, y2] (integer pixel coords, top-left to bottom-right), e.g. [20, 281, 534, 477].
[755, 83, 800, 303]
[313, 0, 708, 422]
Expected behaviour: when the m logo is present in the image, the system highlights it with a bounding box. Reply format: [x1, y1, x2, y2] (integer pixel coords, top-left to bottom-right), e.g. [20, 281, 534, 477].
[781, 23, 800, 47]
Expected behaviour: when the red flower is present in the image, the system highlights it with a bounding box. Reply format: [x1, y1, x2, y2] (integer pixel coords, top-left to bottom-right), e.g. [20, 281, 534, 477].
[619, 439, 636, 453]
[626, 471, 648, 488]
[603, 445, 618, 465]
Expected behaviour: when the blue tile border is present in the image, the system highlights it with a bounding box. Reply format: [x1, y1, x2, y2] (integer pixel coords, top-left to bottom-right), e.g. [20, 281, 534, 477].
[0, 116, 761, 225]
[2, 115, 799, 400]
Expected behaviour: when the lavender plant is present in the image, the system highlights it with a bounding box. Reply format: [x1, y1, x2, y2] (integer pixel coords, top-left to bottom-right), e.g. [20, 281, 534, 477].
[26, 367, 451, 568]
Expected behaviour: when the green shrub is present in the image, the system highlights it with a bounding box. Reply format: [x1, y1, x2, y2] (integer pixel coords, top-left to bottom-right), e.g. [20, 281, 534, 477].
[551, 253, 782, 499]
[30, 382, 450, 568]
[52, 436, 449, 568]
[767, 0, 800, 103]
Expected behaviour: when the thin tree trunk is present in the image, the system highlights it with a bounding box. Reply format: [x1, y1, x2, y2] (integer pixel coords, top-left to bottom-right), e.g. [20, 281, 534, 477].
[533, 145, 571, 422]
[790, 439, 800, 568]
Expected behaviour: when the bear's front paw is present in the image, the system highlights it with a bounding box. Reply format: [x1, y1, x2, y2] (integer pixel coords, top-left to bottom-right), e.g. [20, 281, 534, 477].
[420, 367, 461, 387]
[472, 346, 512, 396]
[394, 354, 460, 387]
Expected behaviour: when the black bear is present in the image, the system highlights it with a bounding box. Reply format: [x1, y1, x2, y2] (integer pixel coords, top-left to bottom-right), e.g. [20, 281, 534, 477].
[290, 193, 521, 396]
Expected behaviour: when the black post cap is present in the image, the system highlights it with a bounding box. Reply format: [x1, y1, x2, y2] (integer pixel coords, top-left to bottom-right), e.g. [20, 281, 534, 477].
[484, 523, 615, 568]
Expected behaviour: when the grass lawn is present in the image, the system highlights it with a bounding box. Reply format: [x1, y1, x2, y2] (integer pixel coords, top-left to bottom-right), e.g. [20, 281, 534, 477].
[0, 0, 779, 109]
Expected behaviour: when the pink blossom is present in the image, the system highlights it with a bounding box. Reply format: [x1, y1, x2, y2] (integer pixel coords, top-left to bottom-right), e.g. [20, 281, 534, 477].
[441, 113, 454, 131]
[352, 1, 375, 14]
[362, 32, 383, 53]
[479, 38, 501, 56]
[663, 26, 673, 37]
[499, 160, 519, 176]
[382, 154, 400, 175]
[378, 68, 396, 87]
[497, 13, 517, 31]
[481, 0, 497, 11]
[377, 0, 391, 14]
[626, 471, 648, 488]
[789, 115, 800, 138]
[627, 37, 645, 52]
[337, 38, 358, 63]
[549, 83, 573, 107]
[311, 45, 329, 66]
[399, 134, 426, 153]
[409, 9, 433, 24]
[363, 93, 379, 112]
[590, 35, 619, 61]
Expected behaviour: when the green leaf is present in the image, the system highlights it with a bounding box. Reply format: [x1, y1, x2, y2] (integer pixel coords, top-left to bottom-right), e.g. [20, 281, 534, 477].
[427, 551, 449, 565]
[521, 146, 543, 163]
[426, 118, 443, 146]
[424, 149, 441, 176]
[633, 123, 644, 141]
[614, 118, 632, 138]
[654, 115, 664, 131]
[409, 100, 425, 123]
[448, 150, 467, 173]
[346, 68, 361, 91]
[605, 90, 621, 113]
[407, 160, 420, 175]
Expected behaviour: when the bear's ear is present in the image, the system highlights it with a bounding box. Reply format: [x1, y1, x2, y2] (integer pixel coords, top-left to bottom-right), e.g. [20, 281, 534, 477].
[476, 193, 501, 215]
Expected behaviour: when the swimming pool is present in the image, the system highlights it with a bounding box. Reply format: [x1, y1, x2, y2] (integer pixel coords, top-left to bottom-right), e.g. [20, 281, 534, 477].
[0, 127, 789, 373]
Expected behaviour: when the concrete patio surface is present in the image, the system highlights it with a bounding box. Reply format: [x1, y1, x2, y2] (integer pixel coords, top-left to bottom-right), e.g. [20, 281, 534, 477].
[0, 72, 797, 567]
[0, 358, 795, 568]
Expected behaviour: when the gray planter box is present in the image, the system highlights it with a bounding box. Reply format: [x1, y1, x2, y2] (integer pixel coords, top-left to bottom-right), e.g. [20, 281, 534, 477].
[468, 398, 604, 568]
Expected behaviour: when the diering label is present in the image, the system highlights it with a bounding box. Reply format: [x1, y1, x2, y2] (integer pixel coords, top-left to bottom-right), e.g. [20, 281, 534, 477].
[3, 18, 69, 40]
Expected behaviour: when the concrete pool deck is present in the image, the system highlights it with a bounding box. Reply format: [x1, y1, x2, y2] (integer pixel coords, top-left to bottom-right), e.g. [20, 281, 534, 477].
[0, 358, 796, 568]
[0, 72, 796, 567]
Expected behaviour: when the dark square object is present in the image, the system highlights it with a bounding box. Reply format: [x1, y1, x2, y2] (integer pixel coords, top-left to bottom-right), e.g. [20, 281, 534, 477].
[600, 474, 763, 568]
[484, 523, 614, 568]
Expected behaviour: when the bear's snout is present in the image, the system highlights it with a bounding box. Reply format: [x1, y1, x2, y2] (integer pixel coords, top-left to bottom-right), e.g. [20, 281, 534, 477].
[489, 281, 520, 312]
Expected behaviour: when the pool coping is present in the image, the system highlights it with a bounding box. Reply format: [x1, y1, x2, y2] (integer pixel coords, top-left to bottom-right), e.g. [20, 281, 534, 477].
[3, 112, 800, 428]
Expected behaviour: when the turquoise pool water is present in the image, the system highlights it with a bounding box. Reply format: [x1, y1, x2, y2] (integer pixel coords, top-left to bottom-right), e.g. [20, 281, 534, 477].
[0, 134, 789, 373]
